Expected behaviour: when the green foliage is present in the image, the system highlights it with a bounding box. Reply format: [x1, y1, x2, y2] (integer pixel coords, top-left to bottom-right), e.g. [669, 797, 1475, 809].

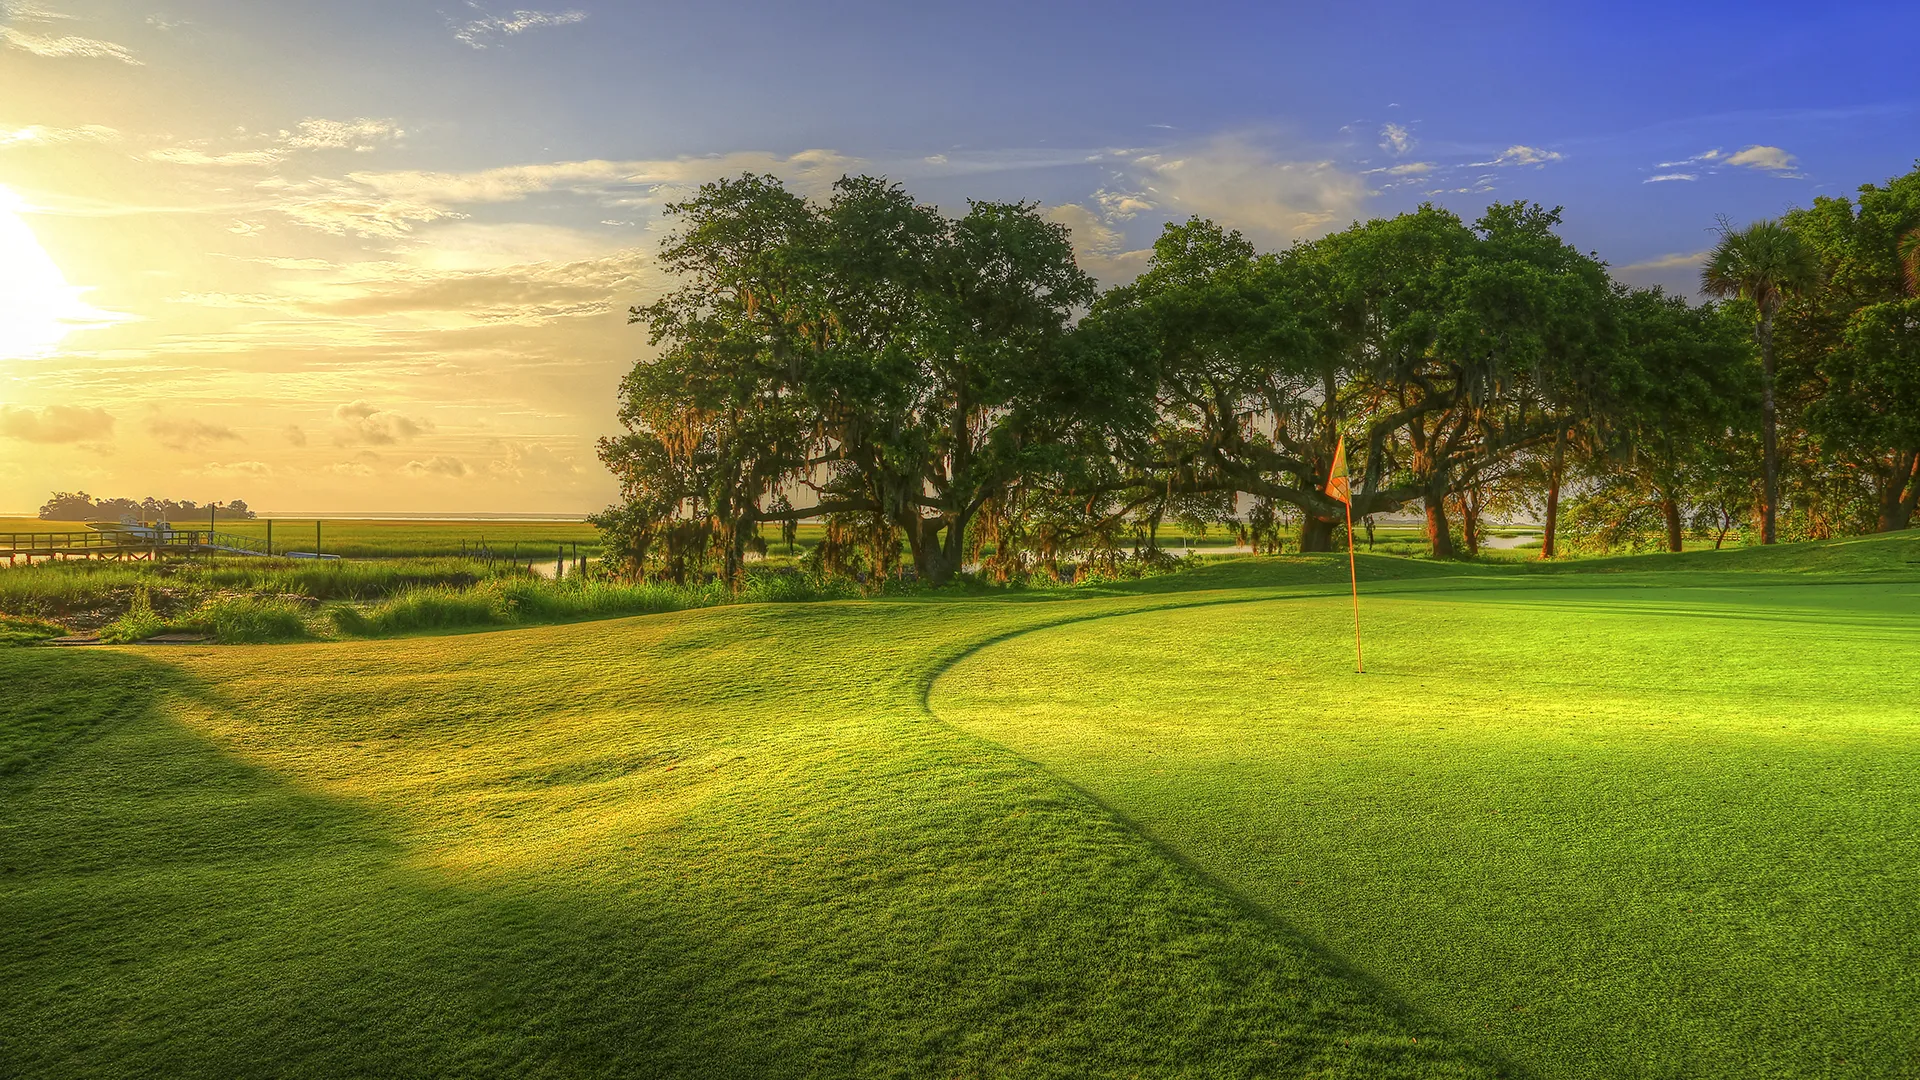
[98, 585, 165, 643]
[0, 613, 62, 646]
[603, 172, 1100, 587]
[182, 596, 314, 643]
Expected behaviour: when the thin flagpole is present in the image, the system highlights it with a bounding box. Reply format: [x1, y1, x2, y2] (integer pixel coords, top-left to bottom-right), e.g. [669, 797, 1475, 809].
[1343, 499, 1363, 673]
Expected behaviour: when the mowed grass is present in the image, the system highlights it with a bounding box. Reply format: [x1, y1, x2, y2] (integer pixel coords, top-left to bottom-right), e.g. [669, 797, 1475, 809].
[0, 574, 1508, 1078]
[3, 533, 1917, 1077]
[933, 554, 1920, 1078]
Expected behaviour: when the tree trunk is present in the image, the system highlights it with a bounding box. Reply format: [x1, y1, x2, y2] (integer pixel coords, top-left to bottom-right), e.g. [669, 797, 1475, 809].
[1299, 515, 1336, 553]
[1426, 498, 1456, 560]
[1757, 309, 1780, 545]
[1541, 425, 1565, 559]
[1456, 495, 1480, 557]
[1661, 496, 1684, 553]
[1878, 450, 1919, 532]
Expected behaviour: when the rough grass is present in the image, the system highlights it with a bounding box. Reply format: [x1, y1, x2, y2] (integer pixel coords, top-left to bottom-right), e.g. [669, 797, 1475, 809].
[0, 613, 61, 646]
[1, 531, 1915, 1077]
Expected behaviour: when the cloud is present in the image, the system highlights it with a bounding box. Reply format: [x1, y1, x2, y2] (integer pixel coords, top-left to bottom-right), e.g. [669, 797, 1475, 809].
[1619, 250, 1710, 272]
[1043, 203, 1149, 286]
[205, 460, 273, 477]
[0, 123, 118, 148]
[0, 3, 140, 64]
[1383, 161, 1433, 176]
[1127, 136, 1368, 246]
[257, 175, 462, 238]
[148, 147, 285, 167]
[148, 416, 240, 451]
[333, 401, 429, 445]
[490, 442, 577, 478]
[280, 117, 405, 152]
[1725, 145, 1797, 172]
[308, 247, 647, 324]
[0, 403, 112, 443]
[453, 6, 586, 48]
[401, 455, 469, 478]
[1484, 145, 1564, 167]
[1380, 123, 1412, 156]
[1093, 187, 1153, 220]
[255, 149, 859, 238]
[1644, 173, 1697, 183]
[284, 425, 307, 446]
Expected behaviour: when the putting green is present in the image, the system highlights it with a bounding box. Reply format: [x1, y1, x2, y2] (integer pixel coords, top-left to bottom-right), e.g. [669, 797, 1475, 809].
[930, 582, 1920, 1079]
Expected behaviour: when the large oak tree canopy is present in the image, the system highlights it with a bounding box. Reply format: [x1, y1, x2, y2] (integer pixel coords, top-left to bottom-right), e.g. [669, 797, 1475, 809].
[597, 164, 1918, 584]
[597, 173, 1099, 585]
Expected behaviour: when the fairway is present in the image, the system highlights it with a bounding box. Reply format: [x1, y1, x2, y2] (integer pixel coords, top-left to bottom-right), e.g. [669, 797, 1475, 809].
[3, 539, 1917, 1078]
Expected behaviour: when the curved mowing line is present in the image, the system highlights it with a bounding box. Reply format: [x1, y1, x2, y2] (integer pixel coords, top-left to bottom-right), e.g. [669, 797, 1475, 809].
[915, 587, 1532, 1078]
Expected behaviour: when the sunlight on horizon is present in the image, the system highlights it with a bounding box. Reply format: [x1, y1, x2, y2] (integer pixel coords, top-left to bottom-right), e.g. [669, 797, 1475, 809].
[0, 185, 115, 360]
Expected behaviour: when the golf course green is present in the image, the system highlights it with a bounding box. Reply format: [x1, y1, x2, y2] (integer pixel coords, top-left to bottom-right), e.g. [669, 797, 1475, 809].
[3, 535, 1916, 1078]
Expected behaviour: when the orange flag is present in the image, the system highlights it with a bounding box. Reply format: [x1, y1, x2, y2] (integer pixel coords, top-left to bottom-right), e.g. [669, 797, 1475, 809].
[1324, 436, 1352, 505]
[1325, 435, 1363, 673]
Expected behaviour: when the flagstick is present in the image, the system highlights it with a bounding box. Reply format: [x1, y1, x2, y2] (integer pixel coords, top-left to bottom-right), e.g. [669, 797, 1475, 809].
[1343, 499, 1363, 673]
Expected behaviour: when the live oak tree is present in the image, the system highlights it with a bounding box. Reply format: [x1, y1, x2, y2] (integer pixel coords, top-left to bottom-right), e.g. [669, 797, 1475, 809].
[597, 173, 1101, 586]
[1328, 203, 1616, 558]
[1782, 163, 1920, 532]
[1087, 205, 1617, 559]
[1576, 289, 1757, 552]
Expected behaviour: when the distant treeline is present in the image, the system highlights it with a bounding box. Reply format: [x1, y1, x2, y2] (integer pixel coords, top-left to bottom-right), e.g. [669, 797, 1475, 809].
[39, 492, 257, 522]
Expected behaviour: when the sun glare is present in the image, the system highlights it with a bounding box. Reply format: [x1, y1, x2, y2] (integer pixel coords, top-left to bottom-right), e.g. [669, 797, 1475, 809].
[0, 185, 107, 359]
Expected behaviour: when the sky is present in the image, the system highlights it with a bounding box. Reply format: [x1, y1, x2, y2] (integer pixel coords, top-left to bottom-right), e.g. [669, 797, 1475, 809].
[1, 1, 1916, 514]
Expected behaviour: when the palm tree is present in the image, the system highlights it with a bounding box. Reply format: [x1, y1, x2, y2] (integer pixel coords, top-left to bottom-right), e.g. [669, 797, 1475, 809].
[1899, 227, 1919, 296]
[1701, 219, 1819, 544]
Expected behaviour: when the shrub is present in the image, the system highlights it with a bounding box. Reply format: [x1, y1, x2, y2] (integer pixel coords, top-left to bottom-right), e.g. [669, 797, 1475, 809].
[185, 595, 313, 643]
[99, 586, 166, 643]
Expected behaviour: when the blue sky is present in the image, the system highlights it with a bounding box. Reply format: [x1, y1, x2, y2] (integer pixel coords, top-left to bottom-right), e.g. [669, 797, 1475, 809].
[1, 0, 1916, 511]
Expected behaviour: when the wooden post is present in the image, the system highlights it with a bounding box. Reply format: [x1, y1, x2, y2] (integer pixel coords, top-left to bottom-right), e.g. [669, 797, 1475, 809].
[267, 519, 273, 556]
[315, 519, 321, 557]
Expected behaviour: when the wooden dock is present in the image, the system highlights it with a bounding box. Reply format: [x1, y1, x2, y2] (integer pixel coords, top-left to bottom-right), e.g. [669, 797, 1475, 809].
[0, 529, 272, 564]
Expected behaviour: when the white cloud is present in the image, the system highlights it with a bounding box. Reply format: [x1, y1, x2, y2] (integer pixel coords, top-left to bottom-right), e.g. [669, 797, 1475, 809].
[1043, 203, 1149, 286]
[332, 401, 429, 445]
[401, 455, 469, 478]
[0, 123, 118, 148]
[1644, 173, 1697, 183]
[0, 404, 112, 443]
[1093, 187, 1153, 220]
[0, 2, 139, 64]
[281, 117, 405, 152]
[1383, 161, 1433, 175]
[453, 6, 586, 49]
[148, 147, 284, 167]
[254, 149, 860, 238]
[1485, 145, 1564, 167]
[1379, 123, 1412, 156]
[1619, 250, 1710, 272]
[1128, 136, 1368, 245]
[490, 442, 578, 478]
[148, 416, 240, 451]
[1725, 145, 1797, 172]
[205, 460, 274, 477]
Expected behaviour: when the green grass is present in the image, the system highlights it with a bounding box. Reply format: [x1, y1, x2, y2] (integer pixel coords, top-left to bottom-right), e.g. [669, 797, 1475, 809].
[2, 532, 1916, 1077]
